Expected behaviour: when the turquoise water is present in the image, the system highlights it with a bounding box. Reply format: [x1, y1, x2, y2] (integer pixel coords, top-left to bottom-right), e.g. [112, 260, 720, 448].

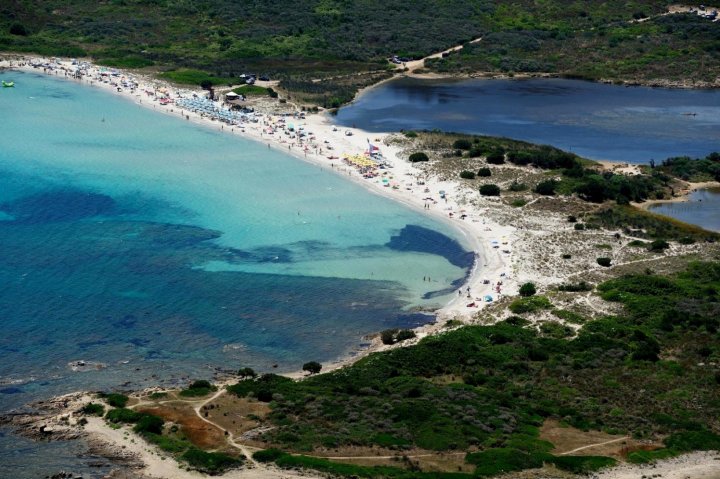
[649, 188, 720, 232]
[336, 77, 720, 164]
[0, 71, 471, 477]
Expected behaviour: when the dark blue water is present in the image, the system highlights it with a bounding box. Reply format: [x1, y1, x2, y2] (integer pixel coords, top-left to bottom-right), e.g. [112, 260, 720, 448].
[650, 188, 720, 232]
[335, 77, 720, 163]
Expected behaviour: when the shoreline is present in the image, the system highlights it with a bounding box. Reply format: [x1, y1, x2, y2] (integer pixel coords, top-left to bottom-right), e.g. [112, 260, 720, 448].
[1, 55, 511, 321]
[2, 55, 720, 479]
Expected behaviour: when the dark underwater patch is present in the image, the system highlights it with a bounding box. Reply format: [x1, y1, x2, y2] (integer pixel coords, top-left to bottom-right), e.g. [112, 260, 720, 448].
[386, 224, 475, 269]
[0, 190, 115, 224]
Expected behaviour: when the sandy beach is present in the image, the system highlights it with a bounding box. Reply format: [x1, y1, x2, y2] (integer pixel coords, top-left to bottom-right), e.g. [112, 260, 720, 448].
[0, 55, 515, 324]
[2, 55, 719, 479]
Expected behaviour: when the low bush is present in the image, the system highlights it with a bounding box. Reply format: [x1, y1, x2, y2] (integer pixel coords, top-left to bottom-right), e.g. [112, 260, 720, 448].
[253, 448, 286, 463]
[535, 179, 558, 196]
[460, 170, 476, 180]
[519, 282, 537, 297]
[597, 257, 612, 267]
[134, 414, 164, 435]
[105, 408, 141, 424]
[81, 403, 105, 416]
[508, 181, 527, 191]
[477, 167, 492, 177]
[509, 296, 552, 314]
[180, 380, 216, 397]
[409, 152, 429, 162]
[453, 139, 472, 150]
[181, 448, 243, 474]
[479, 184, 501, 196]
[551, 455, 616, 474]
[102, 393, 129, 408]
[648, 239, 670, 252]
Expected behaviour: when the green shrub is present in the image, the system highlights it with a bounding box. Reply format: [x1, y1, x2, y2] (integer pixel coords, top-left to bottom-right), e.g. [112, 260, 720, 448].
[535, 179, 558, 196]
[477, 167, 492, 177]
[597, 257, 612, 267]
[105, 408, 141, 424]
[409, 152, 429, 162]
[479, 184, 501, 196]
[574, 223, 585, 230]
[649, 239, 670, 252]
[253, 448, 286, 463]
[181, 448, 243, 474]
[403, 131, 418, 138]
[238, 367, 257, 379]
[511, 199, 527, 207]
[664, 430, 720, 451]
[551, 455, 616, 474]
[628, 239, 647, 247]
[460, 170, 476, 179]
[134, 414, 164, 435]
[180, 380, 216, 397]
[81, 403, 105, 416]
[453, 139, 472, 150]
[149, 392, 168, 400]
[486, 151, 505, 164]
[381, 328, 399, 345]
[143, 432, 190, 453]
[102, 393, 129, 408]
[519, 282, 536, 297]
[467, 448, 546, 476]
[627, 448, 679, 464]
[509, 296, 552, 314]
[396, 329, 417, 342]
[302, 361, 322, 375]
[552, 309, 586, 324]
[508, 181, 528, 191]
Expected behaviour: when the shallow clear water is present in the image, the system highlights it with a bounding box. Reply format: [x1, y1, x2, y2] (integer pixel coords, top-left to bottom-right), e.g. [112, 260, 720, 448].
[649, 188, 720, 232]
[335, 77, 720, 163]
[0, 71, 471, 477]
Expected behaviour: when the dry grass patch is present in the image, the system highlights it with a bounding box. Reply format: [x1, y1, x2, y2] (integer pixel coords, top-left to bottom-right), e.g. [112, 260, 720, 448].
[203, 395, 270, 440]
[137, 403, 227, 450]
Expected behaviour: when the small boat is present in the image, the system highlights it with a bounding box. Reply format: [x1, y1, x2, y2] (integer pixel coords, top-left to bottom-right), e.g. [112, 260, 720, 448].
[2, 81, 14, 87]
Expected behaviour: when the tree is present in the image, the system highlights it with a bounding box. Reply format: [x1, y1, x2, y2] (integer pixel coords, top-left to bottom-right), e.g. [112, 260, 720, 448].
[238, 367, 256, 379]
[409, 152, 429, 162]
[302, 361, 322, 375]
[479, 184, 501, 196]
[477, 167, 491, 177]
[519, 282, 537, 297]
[200, 79, 213, 90]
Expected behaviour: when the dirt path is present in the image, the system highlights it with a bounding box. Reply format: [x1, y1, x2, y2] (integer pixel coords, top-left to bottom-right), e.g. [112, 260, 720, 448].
[558, 436, 630, 455]
[401, 36, 483, 74]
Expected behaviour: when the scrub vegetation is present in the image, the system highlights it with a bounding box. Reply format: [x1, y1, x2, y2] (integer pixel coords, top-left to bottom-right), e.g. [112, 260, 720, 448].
[214, 261, 720, 477]
[3, 1, 719, 105]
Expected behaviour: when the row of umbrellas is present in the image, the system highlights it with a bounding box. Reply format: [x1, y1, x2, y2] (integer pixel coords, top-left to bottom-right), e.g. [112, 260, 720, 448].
[176, 97, 255, 124]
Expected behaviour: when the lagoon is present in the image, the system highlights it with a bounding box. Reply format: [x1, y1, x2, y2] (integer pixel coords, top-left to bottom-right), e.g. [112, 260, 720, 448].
[335, 77, 720, 164]
[649, 188, 720, 232]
